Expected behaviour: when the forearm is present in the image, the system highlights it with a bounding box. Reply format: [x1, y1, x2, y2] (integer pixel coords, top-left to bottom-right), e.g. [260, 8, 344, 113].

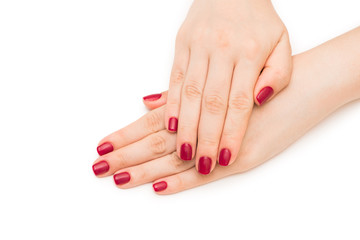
[238, 27, 360, 170]
[298, 27, 360, 104]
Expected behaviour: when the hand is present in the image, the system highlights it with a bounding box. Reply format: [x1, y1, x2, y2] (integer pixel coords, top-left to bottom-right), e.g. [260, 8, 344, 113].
[165, 0, 292, 175]
[93, 27, 360, 194]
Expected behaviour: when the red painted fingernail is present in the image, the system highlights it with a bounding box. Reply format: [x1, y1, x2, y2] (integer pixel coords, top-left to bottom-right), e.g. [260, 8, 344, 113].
[153, 181, 167, 192]
[97, 142, 114, 156]
[256, 86, 274, 105]
[168, 117, 178, 132]
[198, 156, 212, 175]
[92, 161, 109, 176]
[143, 93, 162, 101]
[180, 143, 192, 161]
[113, 172, 131, 185]
[219, 148, 231, 166]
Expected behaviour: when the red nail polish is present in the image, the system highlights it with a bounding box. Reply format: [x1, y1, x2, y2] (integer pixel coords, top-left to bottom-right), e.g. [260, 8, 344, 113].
[113, 172, 131, 185]
[143, 93, 162, 101]
[97, 142, 114, 156]
[153, 181, 167, 192]
[180, 143, 192, 161]
[219, 148, 231, 166]
[256, 86, 274, 105]
[198, 156, 212, 175]
[92, 161, 109, 176]
[168, 117, 178, 132]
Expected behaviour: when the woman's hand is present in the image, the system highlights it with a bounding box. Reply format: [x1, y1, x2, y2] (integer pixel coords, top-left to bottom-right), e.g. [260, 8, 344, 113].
[165, 0, 292, 174]
[93, 27, 360, 194]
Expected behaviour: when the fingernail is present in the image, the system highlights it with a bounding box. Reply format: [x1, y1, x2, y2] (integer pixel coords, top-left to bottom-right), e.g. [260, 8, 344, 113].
[219, 148, 231, 166]
[198, 156, 212, 175]
[180, 143, 192, 161]
[168, 117, 178, 132]
[256, 86, 274, 105]
[113, 172, 131, 185]
[143, 93, 162, 101]
[92, 161, 109, 176]
[97, 142, 114, 156]
[153, 181, 167, 192]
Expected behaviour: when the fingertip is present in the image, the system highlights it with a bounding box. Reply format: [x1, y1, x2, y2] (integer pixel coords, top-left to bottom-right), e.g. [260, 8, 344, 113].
[167, 117, 178, 132]
[255, 86, 274, 106]
[218, 148, 231, 166]
[198, 156, 212, 175]
[142, 91, 167, 110]
[153, 181, 168, 193]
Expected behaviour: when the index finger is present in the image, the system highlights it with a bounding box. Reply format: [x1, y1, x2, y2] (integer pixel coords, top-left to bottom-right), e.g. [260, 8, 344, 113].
[97, 105, 166, 155]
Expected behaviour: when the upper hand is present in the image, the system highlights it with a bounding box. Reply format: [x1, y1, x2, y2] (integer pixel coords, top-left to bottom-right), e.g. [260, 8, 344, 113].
[165, 0, 292, 174]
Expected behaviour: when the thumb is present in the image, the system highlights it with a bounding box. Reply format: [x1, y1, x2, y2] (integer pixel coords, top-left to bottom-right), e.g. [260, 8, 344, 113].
[254, 32, 292, 106]
[142, 91, 168, 110]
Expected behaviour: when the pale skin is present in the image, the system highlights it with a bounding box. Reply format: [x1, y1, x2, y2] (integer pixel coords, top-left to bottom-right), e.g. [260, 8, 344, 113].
[93, 27, 360, 194]
[165, 0, 292, 174]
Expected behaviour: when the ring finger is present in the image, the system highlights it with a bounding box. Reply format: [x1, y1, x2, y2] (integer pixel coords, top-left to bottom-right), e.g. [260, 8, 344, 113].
[92, 130, 176, 177]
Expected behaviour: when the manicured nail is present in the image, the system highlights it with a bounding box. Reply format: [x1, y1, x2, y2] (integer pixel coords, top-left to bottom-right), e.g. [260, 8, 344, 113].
[180, 143, 192, 161]
[92, 161, 109, 176]
[219, 148, 231, 166]
[153, 181, 167, 192]
[143, 93, 162, 101]
[97, 142, 114, 156]
[168, 117, 178, 132]
[198, 156, 212, 175]
[256, 86, 274, 105]
[113, 172, 131, 185]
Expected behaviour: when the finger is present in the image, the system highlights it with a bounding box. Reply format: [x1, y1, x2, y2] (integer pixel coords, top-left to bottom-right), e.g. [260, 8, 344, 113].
[142, 91, 168, 110]
[92, 130, 176, 177]
[96, 106, 166, 156]
[112, 152, 194, 188]
[217, 64, 256, 167]
[254, 32, 292, 106]
[165, 43, 190, 132]
[176, 50, 208, 161]
[195, 56, 233, 174]
[152, 164, 236, 195]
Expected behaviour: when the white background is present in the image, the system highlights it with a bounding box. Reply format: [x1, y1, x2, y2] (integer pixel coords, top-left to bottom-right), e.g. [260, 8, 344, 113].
[0, 0, 359, 239]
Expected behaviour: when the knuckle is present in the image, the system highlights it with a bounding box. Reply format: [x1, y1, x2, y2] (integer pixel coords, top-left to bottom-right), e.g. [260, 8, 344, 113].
[113, 152, 128, 169]
[170, 152, 188, 170]
[228, 92, 252, 112]
[183, 81, 202, 100]
[214, 29, 231, 50]
[221, 129, 239, 141]
[136, 168, 147, 182]
[240, 38, 262, 61]
[273, 67, 291, 86]
[199, 136, 218, 147]
[175, 29, 186, 44]
[149, 135, 167, 154]
[173, 174, 184, 190]
[191, 28, 207, 44]
[203, 93, 226, 114]
[178, 124, 197, 135]
[145, 110, 163, 132]
[170, 69, 185, 85]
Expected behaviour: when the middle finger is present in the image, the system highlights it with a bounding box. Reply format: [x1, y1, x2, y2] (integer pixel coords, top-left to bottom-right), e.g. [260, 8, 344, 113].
[196, 54, 234, 174]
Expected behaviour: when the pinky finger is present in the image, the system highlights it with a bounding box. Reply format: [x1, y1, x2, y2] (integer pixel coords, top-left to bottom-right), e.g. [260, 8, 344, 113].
[152, 165, 236, 195]
[113, 152, 194, 189]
